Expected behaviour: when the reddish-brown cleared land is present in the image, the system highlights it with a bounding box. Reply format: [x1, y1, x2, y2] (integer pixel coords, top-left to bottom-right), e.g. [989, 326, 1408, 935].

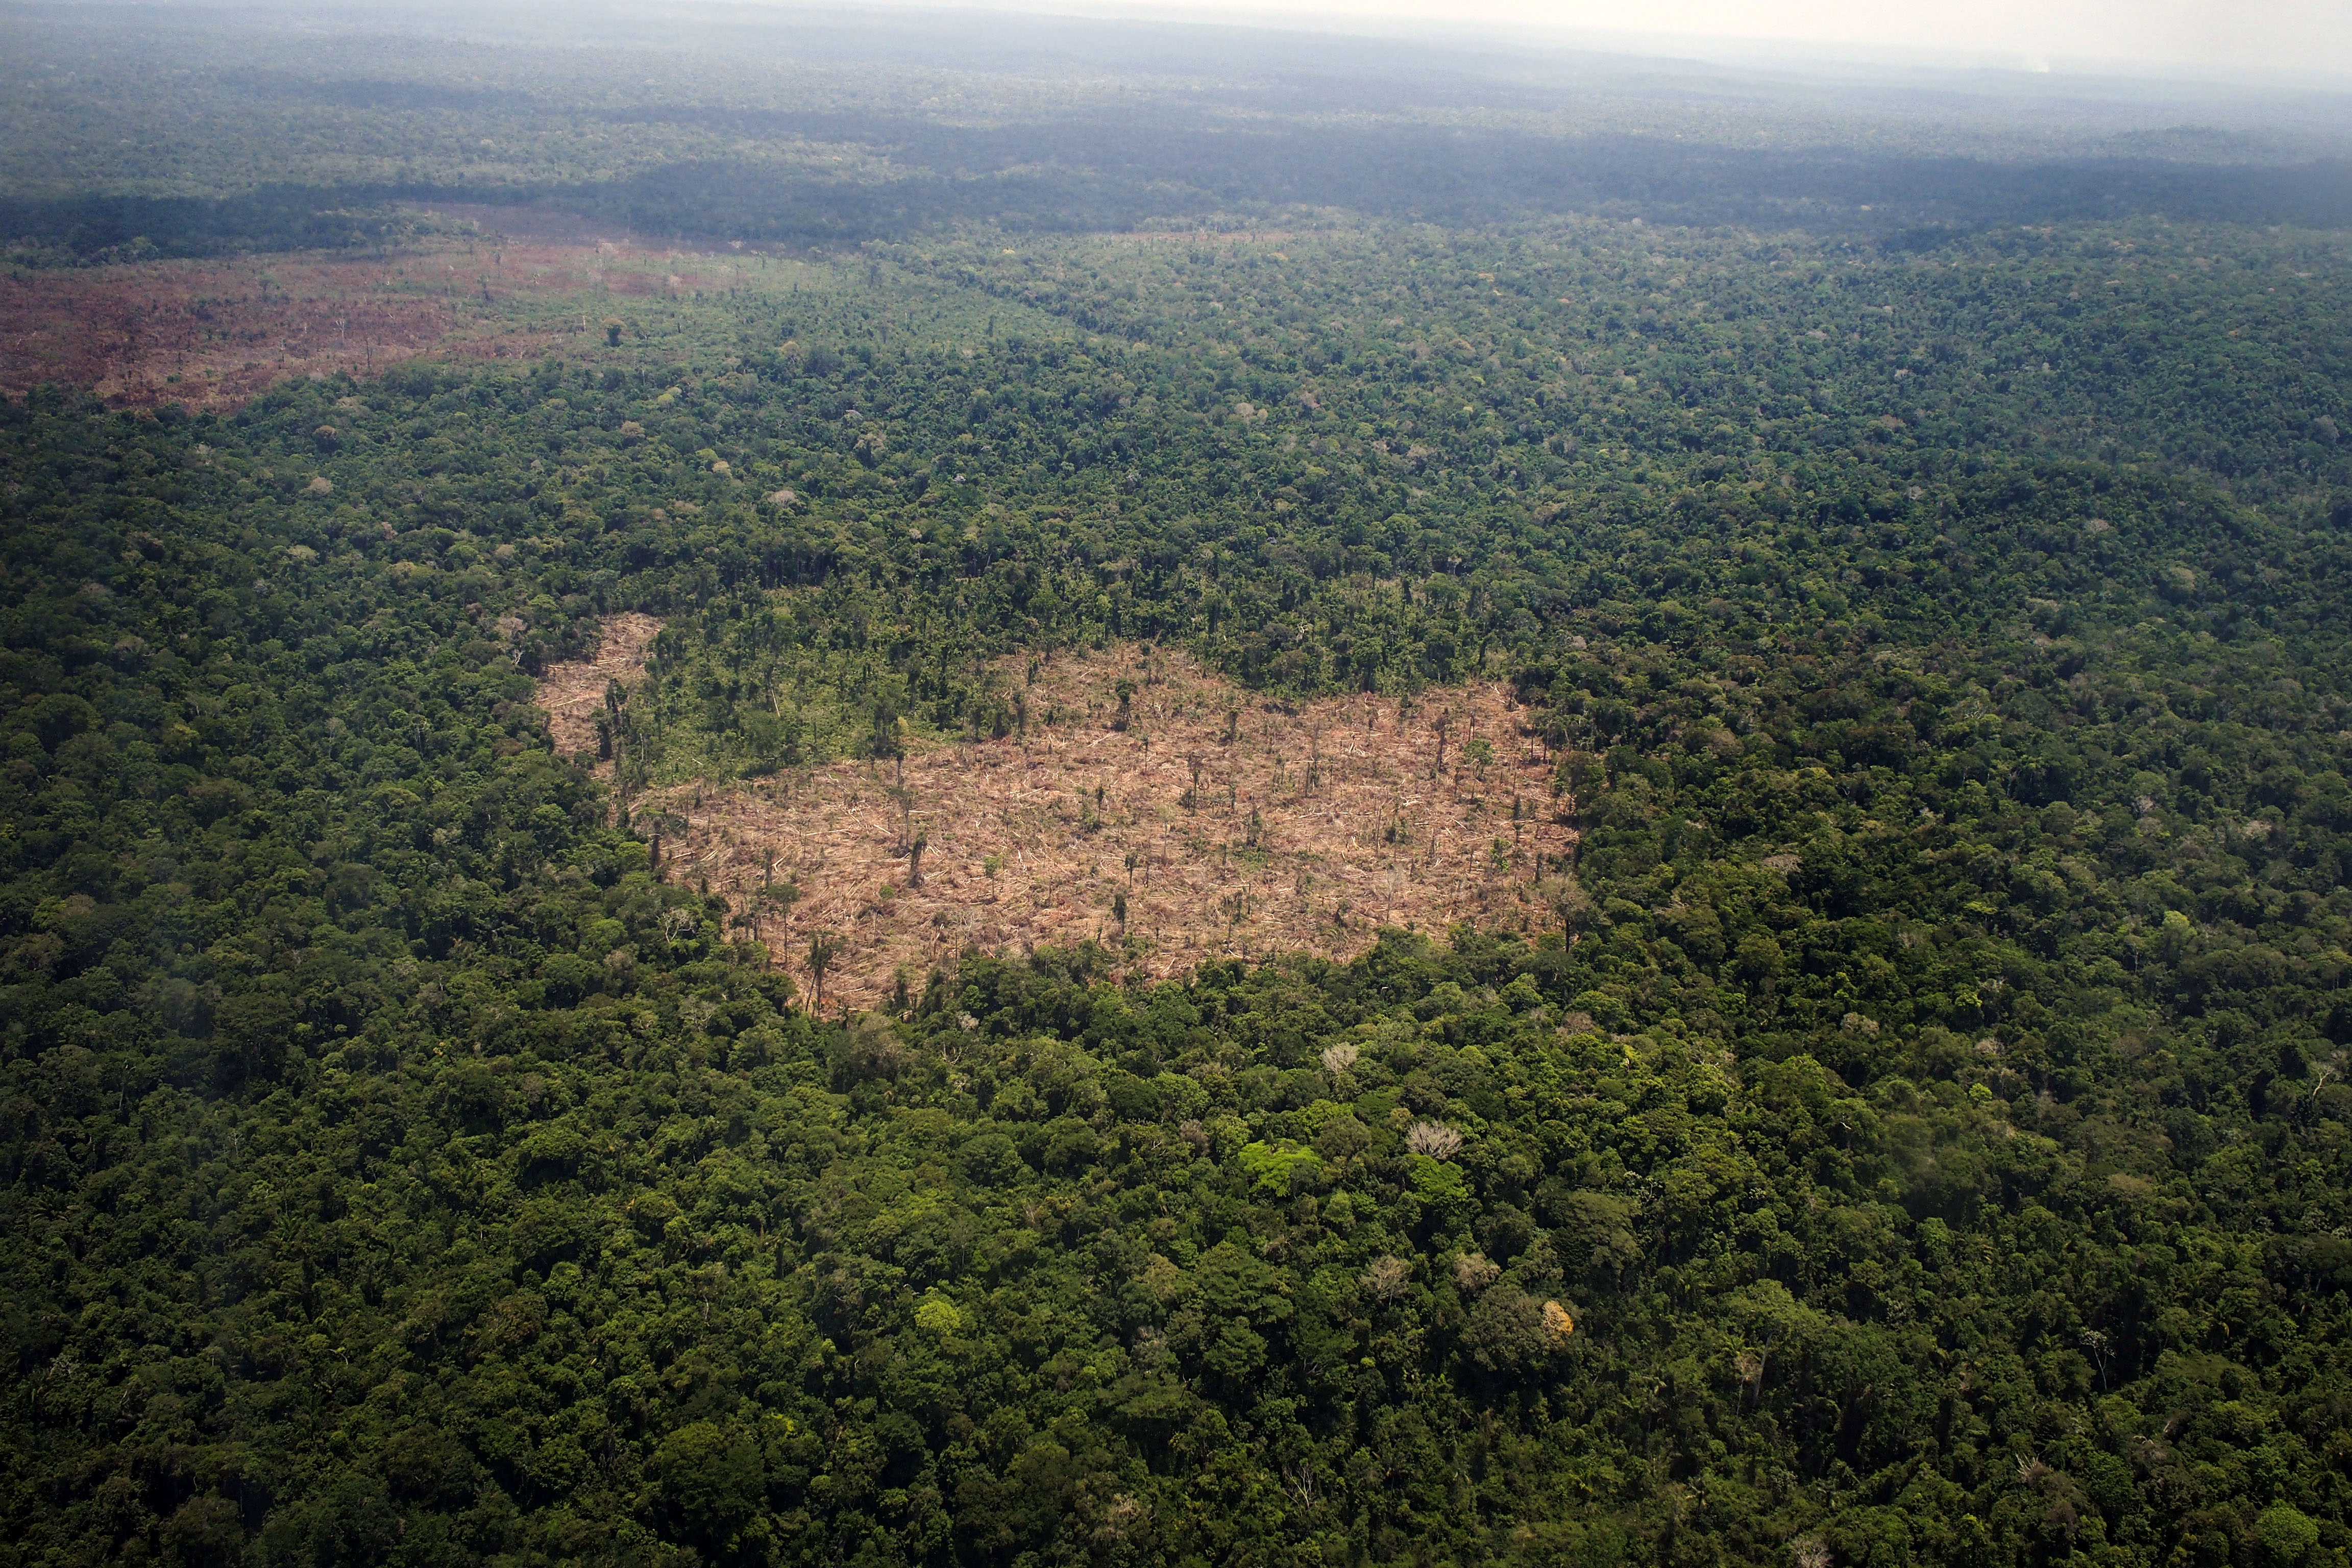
[0, 232, 745, 412]
[540, 623, 1578, 1013]
[0, 212, 1290, 414]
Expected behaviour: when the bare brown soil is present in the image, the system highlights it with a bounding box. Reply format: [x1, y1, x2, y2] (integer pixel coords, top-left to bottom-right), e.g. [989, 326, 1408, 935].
[0, 233, 744, 412]
[540, 621, 1577, 1013]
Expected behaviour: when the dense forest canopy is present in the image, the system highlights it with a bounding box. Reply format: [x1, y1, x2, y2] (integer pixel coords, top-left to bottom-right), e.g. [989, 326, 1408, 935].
[7, 6, 2352, 1567]
[7, 1, 2352, 263]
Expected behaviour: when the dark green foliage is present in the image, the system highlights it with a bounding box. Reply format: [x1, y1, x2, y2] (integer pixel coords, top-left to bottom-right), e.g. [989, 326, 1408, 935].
[6, 52, 2352, 1562]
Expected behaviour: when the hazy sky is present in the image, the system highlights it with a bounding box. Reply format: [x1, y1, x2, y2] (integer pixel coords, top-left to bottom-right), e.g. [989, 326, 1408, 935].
[1038, 0, 2352, 79]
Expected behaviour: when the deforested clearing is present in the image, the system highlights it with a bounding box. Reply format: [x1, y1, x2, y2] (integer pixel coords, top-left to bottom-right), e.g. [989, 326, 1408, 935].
[536, 611, 664, 768]
[543, 634, 1577, 1011]
[0, 231, 746, 412]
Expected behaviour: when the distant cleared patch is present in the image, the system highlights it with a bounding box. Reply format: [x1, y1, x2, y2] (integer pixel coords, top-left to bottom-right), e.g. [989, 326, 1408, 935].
[0, 228, 759, 411]
[540, 635, 1580, 1012]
